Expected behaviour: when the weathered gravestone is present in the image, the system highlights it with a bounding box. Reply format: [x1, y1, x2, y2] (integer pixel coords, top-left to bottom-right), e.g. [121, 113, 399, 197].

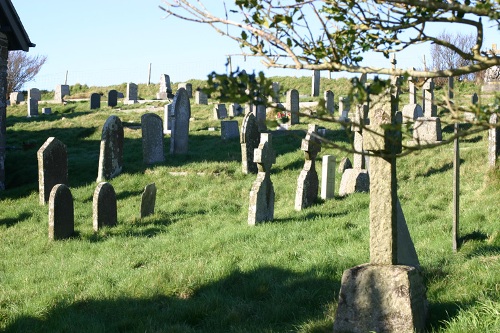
[37, 137, 68, 205]
[141, 183, 156, 218]
[90, 93, 101, 109]
[213, 104, 228, 120]
[9, 91, 24, 104]
[221, 120, 239, 140]
[248, 133, 276, 225]
[177, 83, 192, 98]
[489, 113, 499, 168]
[333, 104, 426, 333]
[54, 84, 70, 103]
[286, 89, 300, 125]
[97, 115, 124, 182]
[170, 88, 191, 155]
[108, 89, 118, 107]
[410, 78, 442, 145]
[48, 184, 74, 240]
[163, 103, 173, 135]
[93, 182, 117, 231]
[337, 156, 352, 173]
[402, 70, 423, 122]
[27, 98, 38, 117]
[142, 113, 165, 164]
[157, 74, 173, 99]
[311, 70, 320, 97]
[194, 90, 208, 105]
[125, 82, 138, 104]
[240, 112, 260, 174]
[270, 82, 280, 103]
[28, 88, 41, 102]
[255, 104, 267, 132]
[324, 90, 335, 115]
[321, 155, 336, 200]
[295, 124, 322, 211]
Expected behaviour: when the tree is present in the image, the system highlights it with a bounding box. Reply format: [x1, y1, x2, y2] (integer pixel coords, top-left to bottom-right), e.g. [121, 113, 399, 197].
[7, 51, 47, 96]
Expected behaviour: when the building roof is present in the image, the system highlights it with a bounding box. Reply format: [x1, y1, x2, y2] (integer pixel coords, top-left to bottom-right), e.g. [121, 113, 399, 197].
[0, 0, 34, 51]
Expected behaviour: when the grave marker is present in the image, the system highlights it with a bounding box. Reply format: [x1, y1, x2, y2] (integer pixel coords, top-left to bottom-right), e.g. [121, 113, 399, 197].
[157, 74, 173, 99]
[125, 82, 138, 104]
[93, 182, 117, 231]
[311, 70, 320, 97]
[142, 113, 165, 164]
[213, 104, 228, 119]
[194, 90, 208, 105]
[97, 115, 124, 181]
[286, 89, 300, 125]
[37, 137, 68, 205]
[221, 120, 239, 140]
[108, 90, 118, 107]
[170, 88, 191, 155]
[324, 90, 334, 115]
[321, 155, 336, 200]
[90, 93, 101, 109]
[177, 83, 192, 98]
[48, 184, 74, 240]
[9, 91, 23, 104]
[54, 84, 70, 103]
[295, 124, 321, 210]
[141, 183, 156, 218]
[489, 113, 499, 168]
[240, 112, 260, 174]
[27, 98, 38, 117]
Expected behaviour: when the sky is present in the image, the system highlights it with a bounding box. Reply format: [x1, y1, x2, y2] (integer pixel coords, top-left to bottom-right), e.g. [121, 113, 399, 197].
[12, 0, 500, 91]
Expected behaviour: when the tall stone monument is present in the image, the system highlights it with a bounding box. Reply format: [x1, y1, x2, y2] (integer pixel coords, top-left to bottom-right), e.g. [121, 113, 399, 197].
[170, 88, 191, 155]
[295, 124, 321, 211]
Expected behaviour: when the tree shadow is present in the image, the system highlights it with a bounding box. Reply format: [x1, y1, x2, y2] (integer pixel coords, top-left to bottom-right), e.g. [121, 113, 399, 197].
[417, 159, 465, 178]
[4, 266, 339, 333]
[0, 212, 33, 228]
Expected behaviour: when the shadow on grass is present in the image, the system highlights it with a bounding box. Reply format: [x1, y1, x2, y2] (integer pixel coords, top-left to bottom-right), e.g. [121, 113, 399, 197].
[0, 212, 33, 228]
[417, 159, 465, 178]
[4, 266, 339, 333]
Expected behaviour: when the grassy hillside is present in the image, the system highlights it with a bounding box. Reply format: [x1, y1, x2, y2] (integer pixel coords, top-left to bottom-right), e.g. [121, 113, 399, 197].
[1, 78, 499, 332]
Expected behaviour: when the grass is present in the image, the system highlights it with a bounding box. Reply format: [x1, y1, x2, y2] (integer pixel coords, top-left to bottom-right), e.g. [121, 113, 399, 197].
[1, 78, 499, 332]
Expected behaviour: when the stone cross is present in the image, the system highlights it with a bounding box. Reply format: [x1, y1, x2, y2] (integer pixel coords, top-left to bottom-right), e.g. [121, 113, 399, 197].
[295, 124, 322, 210]
[93, 182, 117, 231]
[248, 133, 276, 225]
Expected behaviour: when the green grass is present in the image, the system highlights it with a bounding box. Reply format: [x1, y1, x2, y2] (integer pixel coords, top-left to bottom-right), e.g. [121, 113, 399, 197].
[1, 79, 499, 332]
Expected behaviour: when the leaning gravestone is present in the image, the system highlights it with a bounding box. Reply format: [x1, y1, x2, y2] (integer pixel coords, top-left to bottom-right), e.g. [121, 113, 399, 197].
[48, 184, 74, 240]
[93, 182, 117, 231]
[108, 90, 118, 107]
[333, 103, 426, 333]
[141, 113, 165, 164]
[97, 115, 124, 181]
[221, 120, 239, 140]
[141, 183, 157, 218]
[37, 137, 68, 205]
[248, 133, 276, 225]
[170, 88, 191, 155]
[295, 124, 321, 211]
[240, 112, 260, 174]
[286, 89, 300, 125]
[54, 84, 70, 103]
[125, 82, 138, 104]
[90, 93, 101, 109]
[27, 98, 38, 117]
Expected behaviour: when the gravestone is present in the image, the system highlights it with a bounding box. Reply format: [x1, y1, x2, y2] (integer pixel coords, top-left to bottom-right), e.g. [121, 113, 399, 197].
[337, 157, 352, 173]
[221, 120, 239, 140]
[42, 107, 51, 115]
[108, 90, 118, 107]
[245, 103, 254, 115]
[422, 78, 437, 117]
[90, 93, 101, 109]
[141, 113, 165, 164]
[321, 155, 336, 200]
[141, 183, 156, 218]
[97, 115, 124, 181]
[402, 71, 423, 122]
[157, 74, 173, 99]
[28, 88, 41, 102]
[93, 182, 117, 231]
[27, 98, 38, 117]
[311, 70, 320, 97]
[410, 78, 442, 145]
[194, 90, 208, 105]
[37, 137, 68, 205]
[240, 112, 260, 174]
[228, 103, 242, 117]
[9, 91, 23, 104]
[324, 90, 334, 115]
[338, 96, 350, 120]
[248, 133, 276, 225]
[213, 104, 228, 119]
[54, 84, 70, 103]
[270, 82, 280, 103]
[177, 83, 192, 98]
[163, 103, 173, 135]
[125, 82, 138, 104]
[333, 106, 426, 333]
[170, 88, 191, 155]
[286, 89, 300, 125]
[295, 124, 321, 211]
[255, 104, 267, 132]
[489, 113, 499, 168]
[48, 184, 74, 240]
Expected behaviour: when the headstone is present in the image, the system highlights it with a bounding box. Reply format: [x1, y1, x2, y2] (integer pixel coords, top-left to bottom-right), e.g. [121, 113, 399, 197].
[177, 83, 192, 98]
[228, 103, 242, 117]
[28, 88, 41, 102]
[93, 182, 117, 231]
[337, 157, 352, 173]
[117, 92, 124, 98]
[402, 71, 423, 122]
[163, 103, 173, 135]
[255, 104, 267, 132]
[286, 89, 300, 125]
[90, 93, 101, 109]
[108, 90, 118, 107]
[27, 98, 38, 117]
[311, 70, 320, 97]
[248, 133, 276, 225]
[324, 90, 334, 115]
[245, 103, 254, 115]
[240, 112, 260, 174]
[54, 84, 70, 103]
[411, 117, 443, 144]
[37, 137, 68, 205]
[213, 103, 228, 119]
[9, 91, 24, 104]
[194, 90, 208, 105]
[42, 107, 51, 115]
[141, 113, 165, 164]
[141, 183, 156, 218]
[338, 169, 369, 196]
[157, 74, 173, 99]
[321, 155, 336, 200]
[338, 96, 350, 119]
[422, 78, 437, 117]
[221, 120, 240, 140]
[48, 184, 74, 240]
[97, 115, 124, 181]
[489, 113, 499, 168]
[295, 124, 322, 210]
[125, 82, 138, 104]
[170, 88, 191, 155]
[270, 82, 280, 103]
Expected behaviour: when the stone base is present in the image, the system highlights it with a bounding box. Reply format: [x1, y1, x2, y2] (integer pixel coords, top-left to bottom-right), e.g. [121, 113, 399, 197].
[333, 264, 428, 333]
[338, 168, 369, 196]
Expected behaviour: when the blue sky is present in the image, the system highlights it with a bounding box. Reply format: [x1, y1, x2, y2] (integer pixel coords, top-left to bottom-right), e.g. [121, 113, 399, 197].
[13, 0, 500, 91]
